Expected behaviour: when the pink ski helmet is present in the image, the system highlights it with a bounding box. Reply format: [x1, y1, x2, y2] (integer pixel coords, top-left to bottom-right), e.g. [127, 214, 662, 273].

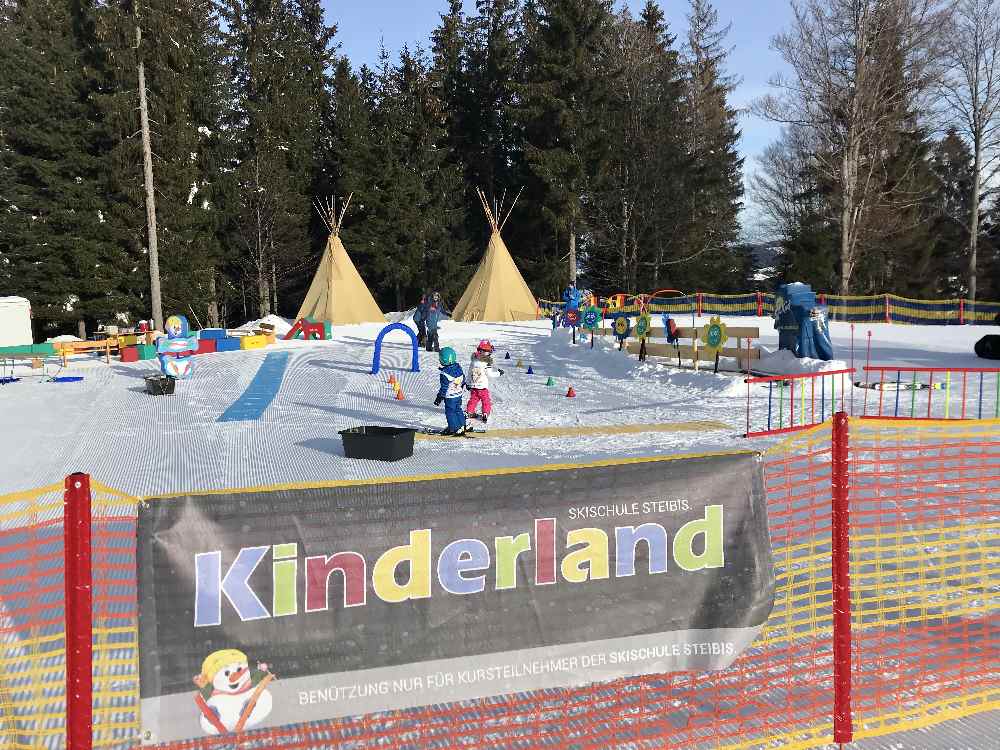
[477, 339, 494, 353]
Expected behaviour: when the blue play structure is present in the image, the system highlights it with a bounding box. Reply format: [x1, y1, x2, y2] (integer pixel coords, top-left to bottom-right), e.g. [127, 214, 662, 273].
[218, 351, 291, 422]
[371, 323, 420, 375]
[774, 282, 834, 361]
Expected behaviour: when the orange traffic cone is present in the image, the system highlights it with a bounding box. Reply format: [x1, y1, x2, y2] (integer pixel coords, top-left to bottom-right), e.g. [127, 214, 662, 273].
[388, 373, 396, 385]
[395, 388, 405, 400]
[566, 386, 576, 398]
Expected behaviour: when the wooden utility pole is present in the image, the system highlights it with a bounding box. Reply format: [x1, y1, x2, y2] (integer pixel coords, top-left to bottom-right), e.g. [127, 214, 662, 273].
[136, 23, 162, 331]
[568, 222, 577, 285]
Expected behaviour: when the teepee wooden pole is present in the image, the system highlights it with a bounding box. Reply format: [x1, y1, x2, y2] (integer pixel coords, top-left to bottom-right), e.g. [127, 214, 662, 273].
[313, 200, 332, 234]
[335, 193, 353, 236]
[476, 188, 497, 232]
[499, 186, 524, 232]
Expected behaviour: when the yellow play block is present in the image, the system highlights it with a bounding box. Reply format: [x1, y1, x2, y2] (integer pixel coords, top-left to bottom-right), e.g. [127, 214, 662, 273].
[240, 334, 268, 350]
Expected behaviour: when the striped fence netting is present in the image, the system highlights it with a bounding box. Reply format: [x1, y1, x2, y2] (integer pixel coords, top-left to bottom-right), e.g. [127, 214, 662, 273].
[540, 291, 1000, 324]
[0, 481, 139, 750]
[846, 418, 999, 740]
[699, 293, 763, 317]
[965, 299, 1000, 324]
[0, 419, 996, 748]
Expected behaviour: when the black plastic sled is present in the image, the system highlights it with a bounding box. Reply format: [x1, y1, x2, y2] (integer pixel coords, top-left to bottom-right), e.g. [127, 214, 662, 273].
[975, 335, 1000, 360]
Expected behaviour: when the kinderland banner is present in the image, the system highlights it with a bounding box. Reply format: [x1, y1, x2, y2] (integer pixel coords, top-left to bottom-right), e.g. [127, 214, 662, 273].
[136, 452, 774, 744]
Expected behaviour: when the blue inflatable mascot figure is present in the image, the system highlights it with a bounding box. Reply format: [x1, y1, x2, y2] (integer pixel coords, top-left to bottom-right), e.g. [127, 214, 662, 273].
[773, 283, 833, 361]
[157, 314, 198, 379]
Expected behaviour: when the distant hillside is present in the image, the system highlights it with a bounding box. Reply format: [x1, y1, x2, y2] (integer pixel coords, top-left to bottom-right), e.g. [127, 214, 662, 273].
[743, 241, 783, 285]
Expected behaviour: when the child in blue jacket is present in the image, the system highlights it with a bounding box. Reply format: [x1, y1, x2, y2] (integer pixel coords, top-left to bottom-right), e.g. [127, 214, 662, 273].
[433, 347, 466, 435]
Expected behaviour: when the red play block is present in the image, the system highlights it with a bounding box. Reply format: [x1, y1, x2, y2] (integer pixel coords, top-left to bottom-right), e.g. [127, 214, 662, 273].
[196, 338, 217, 355]
[120, 346, 139, 363]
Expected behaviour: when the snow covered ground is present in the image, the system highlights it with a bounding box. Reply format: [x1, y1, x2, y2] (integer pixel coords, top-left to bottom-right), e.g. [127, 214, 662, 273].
[0, 315, 995, 497]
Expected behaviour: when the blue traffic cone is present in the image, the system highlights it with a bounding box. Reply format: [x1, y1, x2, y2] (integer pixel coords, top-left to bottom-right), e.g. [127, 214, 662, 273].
[526, 365, 534, 375]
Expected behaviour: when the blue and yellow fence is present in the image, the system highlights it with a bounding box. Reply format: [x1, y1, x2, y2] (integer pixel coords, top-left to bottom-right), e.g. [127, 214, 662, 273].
[540, 292, 1000, 325]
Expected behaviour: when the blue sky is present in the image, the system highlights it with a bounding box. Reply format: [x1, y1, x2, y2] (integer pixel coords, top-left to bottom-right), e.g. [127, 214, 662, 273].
[324, 0, 793, 231]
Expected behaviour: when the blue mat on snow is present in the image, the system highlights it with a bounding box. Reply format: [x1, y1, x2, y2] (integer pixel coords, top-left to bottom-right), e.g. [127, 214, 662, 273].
[217, 351, 290, 422]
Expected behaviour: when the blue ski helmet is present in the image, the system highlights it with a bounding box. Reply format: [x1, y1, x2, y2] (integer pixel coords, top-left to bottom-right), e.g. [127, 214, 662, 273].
[439, 347, 457, 366]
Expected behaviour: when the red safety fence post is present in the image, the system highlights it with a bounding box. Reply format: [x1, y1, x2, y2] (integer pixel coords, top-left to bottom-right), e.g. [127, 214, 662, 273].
[745, 378, 751, 437]
[756, 291, 763, 317]
[697, 292, 703, 317]
[831, 413, 853, 745]
[849, 324, 855, 416]
[64, 472, 93, 750]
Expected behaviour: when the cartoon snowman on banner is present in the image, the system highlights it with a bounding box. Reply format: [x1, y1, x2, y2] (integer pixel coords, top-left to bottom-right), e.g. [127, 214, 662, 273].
[193, 649, 275, 735]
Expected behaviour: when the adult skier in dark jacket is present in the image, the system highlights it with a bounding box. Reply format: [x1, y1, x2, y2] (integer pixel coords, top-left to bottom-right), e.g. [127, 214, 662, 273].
[424, 292, 449, 352]
[413, 293, 430, 346]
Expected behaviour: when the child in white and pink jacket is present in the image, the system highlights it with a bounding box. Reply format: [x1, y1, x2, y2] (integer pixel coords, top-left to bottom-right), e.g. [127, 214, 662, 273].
[466, 340, 503, 423]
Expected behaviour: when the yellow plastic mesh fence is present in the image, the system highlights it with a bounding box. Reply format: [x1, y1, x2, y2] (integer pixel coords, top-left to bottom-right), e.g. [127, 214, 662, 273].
[845, 418, 1000, 741]
[0, 419, 995, 748]
[0, 481, 139, 749]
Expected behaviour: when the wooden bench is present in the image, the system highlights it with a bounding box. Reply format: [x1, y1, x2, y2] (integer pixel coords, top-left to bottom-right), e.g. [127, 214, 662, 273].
[601, 324, 761, 371]
[54, 339, 117, 366]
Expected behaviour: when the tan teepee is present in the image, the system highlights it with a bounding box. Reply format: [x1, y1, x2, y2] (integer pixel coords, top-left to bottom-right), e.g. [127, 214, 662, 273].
[296, 195, 384, 325]
[452, 188, 537, 322]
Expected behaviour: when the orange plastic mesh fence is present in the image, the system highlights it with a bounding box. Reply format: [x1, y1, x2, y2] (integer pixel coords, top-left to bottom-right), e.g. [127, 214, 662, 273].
[0, 421, 995, 749]
[0, 481, 139, 750]
[845, 419, 1000, 741]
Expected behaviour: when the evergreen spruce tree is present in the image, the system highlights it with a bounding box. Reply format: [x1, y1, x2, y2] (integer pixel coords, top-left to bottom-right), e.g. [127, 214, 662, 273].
[465, 1, 523, 197]
[341, 47, 468, 309]
[99, 0, 234, 327]
[925, 130, 974, 296]
[221, 0, 324, 317]
[635, 1, 689, 291]
[324, 57, 390, 306]
[0, 0, 129, 335]
[980, 192, 1000, 301]
[518, 0, 614, 292]
[585, 2, 687, 292]
[288, 0, 339, 310]
[431, 0, 469, 158]
[676, 0, 744, 292]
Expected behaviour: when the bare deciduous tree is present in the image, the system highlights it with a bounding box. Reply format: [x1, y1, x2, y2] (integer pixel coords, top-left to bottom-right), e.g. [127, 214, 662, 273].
[751, 125, 824, 240]
[756, 0, 951, 294]
[938, 0, 1000, 305]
